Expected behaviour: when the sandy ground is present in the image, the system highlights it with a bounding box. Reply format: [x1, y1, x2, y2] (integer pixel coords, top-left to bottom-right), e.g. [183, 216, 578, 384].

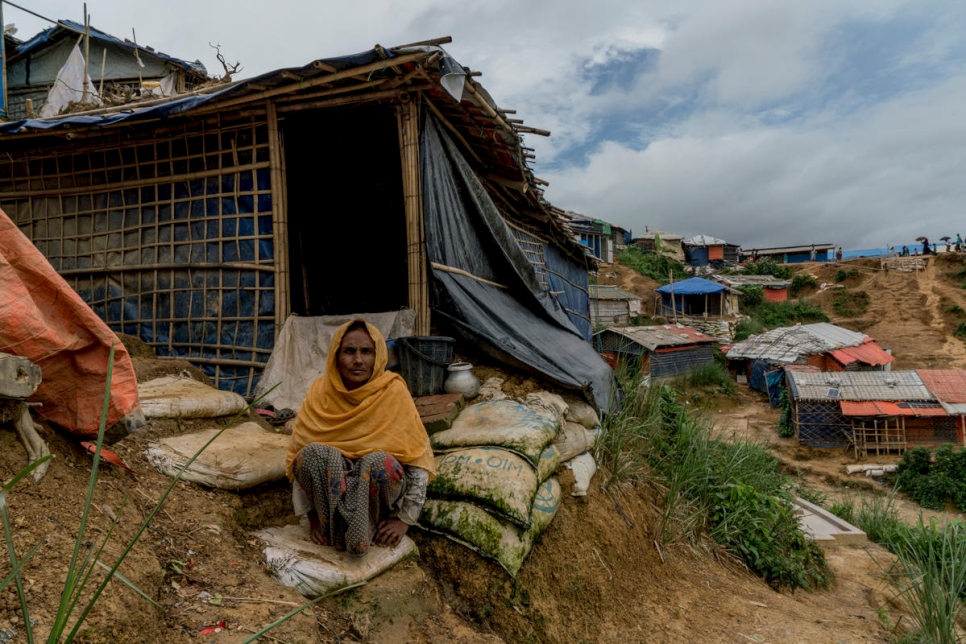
[1, 254, 965, 642]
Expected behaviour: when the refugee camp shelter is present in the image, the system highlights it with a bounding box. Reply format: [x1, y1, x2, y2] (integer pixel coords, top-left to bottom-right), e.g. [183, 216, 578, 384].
[4, 20, 208, 120]
[740, 243, 835, 264]
[655, 277, 735, 318]
[682, 235, 738, 267]
[565, 213, 628, 263]
[589, 285, 641, 327]
[592, 324, 717, 378]
[727, 323, 893, 373]
[785, 370, 963, 453]
[713, 274, 791, 302]
[633, 230, 685, 262]
[0, 38, 614, 409]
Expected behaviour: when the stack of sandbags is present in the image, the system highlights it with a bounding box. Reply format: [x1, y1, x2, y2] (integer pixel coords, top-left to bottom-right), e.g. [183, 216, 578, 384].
[420, 394, 598, 575]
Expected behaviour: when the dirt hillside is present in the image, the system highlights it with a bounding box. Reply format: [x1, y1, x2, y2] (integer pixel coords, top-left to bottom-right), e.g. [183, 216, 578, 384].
[2, 254, 965, 642]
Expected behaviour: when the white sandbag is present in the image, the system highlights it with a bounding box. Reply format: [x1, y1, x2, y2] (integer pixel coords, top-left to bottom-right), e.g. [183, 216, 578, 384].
[419, 477, 561, 576]
[145, 422, 288, 490]
[553, 422, 600, 462]
[430, 447, 548, 528]
[536, 444, 561, 482]
[257, 524, 417, 598]
[562, 395, 599, 428]
[431, 400, 558, 466]
[476, 377, 507, 402]
[138, 375, 247, 419]
[524, 391, 569, 425]
[567, 452, 597, 497]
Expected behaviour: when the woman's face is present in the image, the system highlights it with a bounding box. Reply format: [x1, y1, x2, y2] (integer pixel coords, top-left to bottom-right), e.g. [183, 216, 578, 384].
[337, 328, 376, 390]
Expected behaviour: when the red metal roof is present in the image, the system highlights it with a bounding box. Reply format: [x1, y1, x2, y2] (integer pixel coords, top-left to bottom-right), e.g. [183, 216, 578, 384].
[916, 370, 966, 403]
[828, 338, 893, 367]
[840, 401, 947, 417]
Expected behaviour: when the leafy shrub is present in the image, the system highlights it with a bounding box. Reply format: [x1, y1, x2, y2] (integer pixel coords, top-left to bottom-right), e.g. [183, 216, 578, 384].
[736, 285, 763, 308]
[956, 323, 966, 340]
[617, 247, 689, 283]
[743, 259, 792, 280]
[893, 446, 966, 511]
[832, 290, 870, 317]
[789, 274, 817, 297]
[733, 318, 764, 342]
[777, 384, 794, 438]
[945, 305, 965, 316]
[835, 268, 859, 283]
[753, 299, 829, 327]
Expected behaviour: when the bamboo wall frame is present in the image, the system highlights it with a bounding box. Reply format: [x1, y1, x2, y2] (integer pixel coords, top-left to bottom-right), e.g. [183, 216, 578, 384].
[397, 96, 430, 335]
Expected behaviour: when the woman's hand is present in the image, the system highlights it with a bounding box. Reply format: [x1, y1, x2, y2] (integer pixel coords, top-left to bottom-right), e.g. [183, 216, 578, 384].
[307, 510, 329, 546]
[373, 518, 409, 548]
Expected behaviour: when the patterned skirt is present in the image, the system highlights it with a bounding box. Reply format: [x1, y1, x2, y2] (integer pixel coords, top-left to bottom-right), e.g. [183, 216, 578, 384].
[292, 443, 406, 556]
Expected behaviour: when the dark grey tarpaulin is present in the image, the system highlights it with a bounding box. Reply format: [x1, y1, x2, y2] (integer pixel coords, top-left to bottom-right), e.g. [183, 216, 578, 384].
[421, 116, 615, 410]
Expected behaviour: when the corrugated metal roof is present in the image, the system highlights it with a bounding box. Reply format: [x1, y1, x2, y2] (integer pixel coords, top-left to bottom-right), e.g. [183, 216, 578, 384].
[787, 371, 934, 402]
[635, 230, 683, 241]
[941, 403, 966, 415]
[798, 323, 868, 348]
[742, 244, 836, 254]
[595, 325, 718, 351]
[589, 285, 641, 301]
[916, 370, 966, 403]
[714, 275, 791, 289]
[683, 235, 729, 246]
[840, 401, 946, 417]
[829, 340, 894, 367]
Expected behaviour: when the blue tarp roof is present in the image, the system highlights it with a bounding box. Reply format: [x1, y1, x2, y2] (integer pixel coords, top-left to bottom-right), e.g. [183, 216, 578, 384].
[656, 277, 726, 295]
[13, 19, 207, 76]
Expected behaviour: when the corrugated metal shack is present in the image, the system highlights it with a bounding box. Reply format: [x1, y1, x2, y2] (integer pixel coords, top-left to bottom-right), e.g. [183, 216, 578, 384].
[589, 285, 641, 327]
[0, 37, 615, 408]
[632, 230, 685, 262]
[593, 324, 717, 378]
[682, 235, 737, 268]
[786, 370, 964, 452]
[5, 20, 209, 120]
[713, 274, 791, 303]
[740, 243, 835, 264]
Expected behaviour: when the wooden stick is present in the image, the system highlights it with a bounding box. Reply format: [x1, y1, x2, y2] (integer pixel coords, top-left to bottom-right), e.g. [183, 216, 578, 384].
[82, 4, 90, 103]
[221, 596, 301, 607]
[277, 86, 429, 114]
[98, 48, 107, 96]
[514, 125, 551, 137]
[423, 97, 484, 165]
[267, 100, 291, 337]
[462, 79, 518, 141]
[389, 36, 452, 50]
[431, 263, 508, 289]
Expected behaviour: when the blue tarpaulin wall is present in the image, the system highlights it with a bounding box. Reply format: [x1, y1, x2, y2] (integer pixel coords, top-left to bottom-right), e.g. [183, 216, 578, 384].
[688, 247, 709, 266]
[543, 242, 592, 340]
[421, 115, 615, 410]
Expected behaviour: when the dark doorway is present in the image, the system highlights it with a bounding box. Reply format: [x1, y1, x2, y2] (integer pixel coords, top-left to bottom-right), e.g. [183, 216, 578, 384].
[283, 104, 408, 315]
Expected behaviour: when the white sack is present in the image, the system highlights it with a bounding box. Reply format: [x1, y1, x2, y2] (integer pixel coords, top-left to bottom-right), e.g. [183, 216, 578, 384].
[524, 391, 569, 425]
[562, 395, 600, 428]
[40, 44, 102, 117]
[567, 452, 598, 497]
[419, 477, 561, 576]
[138, 375, 247, 419]
[431, 400, 558, 466]
[145, 422, 288, 490]
[257, 524, 417, 598]
[251, 311, 415, 413]
[553, 422, 600, 462]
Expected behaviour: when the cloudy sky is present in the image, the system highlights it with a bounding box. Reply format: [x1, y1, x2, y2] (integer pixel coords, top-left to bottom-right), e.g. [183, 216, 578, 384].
[8, 0, 966, 249]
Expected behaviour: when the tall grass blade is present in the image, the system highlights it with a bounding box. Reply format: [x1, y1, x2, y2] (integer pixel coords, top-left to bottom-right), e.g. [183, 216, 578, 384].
[1, 454, 53, 492]
[241, 581, 367, 644]
[94, 561, 160, 609]
[0, 497, 34, 642]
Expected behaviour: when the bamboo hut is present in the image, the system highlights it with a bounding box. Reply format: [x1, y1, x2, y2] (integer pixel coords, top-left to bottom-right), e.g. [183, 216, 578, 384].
[0, 38, 612, 408]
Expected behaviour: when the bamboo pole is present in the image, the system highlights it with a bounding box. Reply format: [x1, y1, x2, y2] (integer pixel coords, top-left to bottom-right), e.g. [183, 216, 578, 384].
[397, 96, 429, 334]
[82, 4, 90, 102]
[98, 48, 107, 97]
[462, 79, 518, 141]
[276, 86, 430, 114]
[266, 100, 290, 337]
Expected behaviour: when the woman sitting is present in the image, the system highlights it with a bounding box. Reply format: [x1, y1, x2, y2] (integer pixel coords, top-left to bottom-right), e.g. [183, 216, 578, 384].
[285, 319, 435, 556]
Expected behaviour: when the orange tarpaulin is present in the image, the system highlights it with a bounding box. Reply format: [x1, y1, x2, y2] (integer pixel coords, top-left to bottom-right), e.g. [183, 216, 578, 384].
[0, 209, 142, 437]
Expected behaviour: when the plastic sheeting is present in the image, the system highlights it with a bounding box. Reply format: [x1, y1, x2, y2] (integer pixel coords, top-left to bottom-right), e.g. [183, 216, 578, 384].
[656, 277, 725, 295]
[39, 43, 102, 118]
[251, 310, 416, 412]
[543, 242, 592, 340]
[0, 208, 143, 437]
[420, 116, 614, 410]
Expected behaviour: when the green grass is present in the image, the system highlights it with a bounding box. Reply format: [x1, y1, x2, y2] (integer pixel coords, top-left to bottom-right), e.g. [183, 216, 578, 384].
[944, 305, 965, 316]
[835, 268, 860, 283]
[752, 299, 829, 327]
[617, 247, 689, 283]
[597, 383, 830, 592]
[832, 290, 870, 317]
[675, 363, 737, 396]
[733, 318, 765, 342]
[956, 323, 966, 340]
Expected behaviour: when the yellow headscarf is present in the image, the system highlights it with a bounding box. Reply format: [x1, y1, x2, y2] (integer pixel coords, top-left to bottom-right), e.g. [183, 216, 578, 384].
[286, 319, 435, 480]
